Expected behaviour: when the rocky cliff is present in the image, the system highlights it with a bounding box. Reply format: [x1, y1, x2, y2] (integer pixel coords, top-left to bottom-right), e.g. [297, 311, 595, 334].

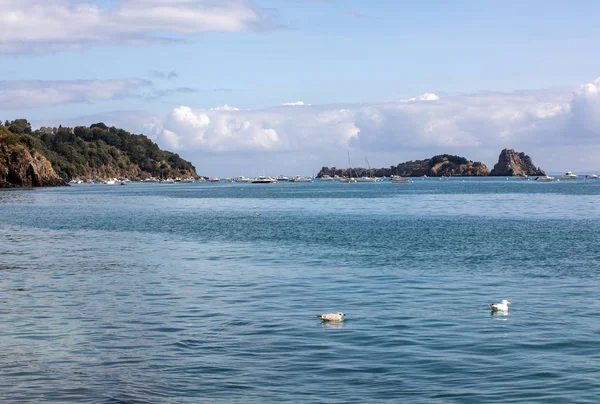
[318, 154, 490, 178]
[489, 149, 545, 176]
[1, 128, 66, 187]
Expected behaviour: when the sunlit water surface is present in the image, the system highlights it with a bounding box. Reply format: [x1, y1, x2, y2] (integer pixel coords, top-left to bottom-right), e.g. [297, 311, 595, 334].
[2, 178, 600, 403]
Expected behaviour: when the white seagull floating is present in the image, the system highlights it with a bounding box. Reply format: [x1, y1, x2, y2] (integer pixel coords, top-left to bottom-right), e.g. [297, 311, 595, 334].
[317, 312, 345, 322]
[490, 299, 511, 312]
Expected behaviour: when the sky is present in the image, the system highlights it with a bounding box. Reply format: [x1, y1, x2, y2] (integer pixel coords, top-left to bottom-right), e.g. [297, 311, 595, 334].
[2, 0, 600, 176]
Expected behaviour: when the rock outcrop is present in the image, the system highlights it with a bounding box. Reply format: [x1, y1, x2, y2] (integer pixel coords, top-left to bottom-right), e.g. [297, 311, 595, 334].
[490, 149, 545, 176]
[1, 132, 66, 188]
[317, 154, 490, 178]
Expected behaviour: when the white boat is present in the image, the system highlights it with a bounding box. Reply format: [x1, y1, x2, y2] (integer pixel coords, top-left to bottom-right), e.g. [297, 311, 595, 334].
[277, 175, 290, 181]
[234, 176, 252, 183]
[585, 174, 599, 179]
[252, 176, 277, 184]
[209, 177, 220, 183]
[390, 175, 411, 183]
[224, 178, 232, 182]
[535, 175, 554, 182]
[143, 177, 159, 182]
[515, 173, 529, 180]
[439, 176, 449, 181]
[339, 177, 357, 183]
[319, 175, 335, 181]
[180, 178, 195, 183]
[357, 176, 378, 182]
[105, 179, 117, 185]
[159, 178, 175, 184]
[559, 171, 577, 180]
[290, 176, 313, 182]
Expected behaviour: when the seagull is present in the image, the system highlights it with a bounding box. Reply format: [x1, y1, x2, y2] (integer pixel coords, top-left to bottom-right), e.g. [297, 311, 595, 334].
[317, 312, 345, 322]
[255, 212, 261, 217]
[490, 299, 511, 312]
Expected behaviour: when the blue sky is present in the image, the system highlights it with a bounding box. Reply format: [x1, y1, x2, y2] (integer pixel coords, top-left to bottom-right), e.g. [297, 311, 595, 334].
[2, 0, 600, 176]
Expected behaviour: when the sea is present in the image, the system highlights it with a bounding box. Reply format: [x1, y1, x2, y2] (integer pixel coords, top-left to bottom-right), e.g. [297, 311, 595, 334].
[1, 177, 600, 403]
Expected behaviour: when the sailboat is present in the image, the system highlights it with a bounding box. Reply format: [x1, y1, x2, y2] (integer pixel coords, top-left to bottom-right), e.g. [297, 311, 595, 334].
[357, 155, 379, 182]
[340, 152, 357, 183]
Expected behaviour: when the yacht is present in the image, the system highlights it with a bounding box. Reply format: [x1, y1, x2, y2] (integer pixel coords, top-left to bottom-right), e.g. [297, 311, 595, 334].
[585, 174, 599, 179]
[159, 178, 175, 184]
[357, 176, 378, 182]
[209, 177, 220, 183]
[277, 175, 290, 182]
[339, 177, 357, 183]
[390, 176, 411, 183]
[180, 178, 195, 183]
[290, 176, 313, 182]
[319, 175, 335, 181]
[559, 171, 577, 180]
[234, 176, 252, 183]
[252, 176, 277, 184]
[515, 173, 529, 180]
[224, 178, 233, 182]
[535, 175, 554, 182]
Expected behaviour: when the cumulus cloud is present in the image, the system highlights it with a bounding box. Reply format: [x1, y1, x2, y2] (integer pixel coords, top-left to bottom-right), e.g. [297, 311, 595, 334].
[0, 79, 152, 109]
[145, 77, 600, 173]
[409, 93, 440, 102]
[282, 101, 309, 106]
[0, 0, 271, 53]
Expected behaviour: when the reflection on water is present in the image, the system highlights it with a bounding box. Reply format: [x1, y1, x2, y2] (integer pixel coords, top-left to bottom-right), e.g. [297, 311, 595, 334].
[319, 321, 345, 329]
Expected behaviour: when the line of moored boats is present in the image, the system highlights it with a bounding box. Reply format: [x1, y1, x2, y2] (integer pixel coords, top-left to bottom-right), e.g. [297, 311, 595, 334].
[68, 171, 599, 185]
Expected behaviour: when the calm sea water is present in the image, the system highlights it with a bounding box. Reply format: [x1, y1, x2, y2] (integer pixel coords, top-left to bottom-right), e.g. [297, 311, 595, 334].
[2, 178, 600, 403]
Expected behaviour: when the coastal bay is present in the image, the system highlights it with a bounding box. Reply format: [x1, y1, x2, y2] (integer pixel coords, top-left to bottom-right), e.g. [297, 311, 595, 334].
[2, 179, 600, 402]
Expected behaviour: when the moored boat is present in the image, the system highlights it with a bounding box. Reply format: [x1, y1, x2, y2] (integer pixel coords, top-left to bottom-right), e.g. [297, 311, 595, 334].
[390, 175, 412, 183]
[319, 175, 335, 181]
[535, 175, 554, 182]
[559, 171, 577, 180]
[251, 176, 277, 184]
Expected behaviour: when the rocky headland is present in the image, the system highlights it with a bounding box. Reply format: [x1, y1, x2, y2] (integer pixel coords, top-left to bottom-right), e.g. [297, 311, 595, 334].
[1, 119, 198, 188]
[1, 126, 66, 187]
[489, 149, 546, 176]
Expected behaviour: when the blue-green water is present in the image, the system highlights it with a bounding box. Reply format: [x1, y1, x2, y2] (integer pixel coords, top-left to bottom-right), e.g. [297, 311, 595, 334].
[2, 179, 600, 403]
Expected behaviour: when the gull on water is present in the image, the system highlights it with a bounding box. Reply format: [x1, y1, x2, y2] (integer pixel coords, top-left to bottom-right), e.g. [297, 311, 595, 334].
[490, 299, 511, 312]
[317, 312, 345, 322]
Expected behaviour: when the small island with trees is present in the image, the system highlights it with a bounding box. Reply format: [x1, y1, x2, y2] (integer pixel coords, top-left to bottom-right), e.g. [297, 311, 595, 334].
[317, 150, 545, 179]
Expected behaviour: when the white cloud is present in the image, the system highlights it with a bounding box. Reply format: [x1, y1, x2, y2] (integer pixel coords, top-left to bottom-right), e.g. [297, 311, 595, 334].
[0, 0, 270, 53]
[409, 93, 440, 102]
[0, 79, 151, 109]
[144, 78, 600, 174]
[282, 101, 309, 106]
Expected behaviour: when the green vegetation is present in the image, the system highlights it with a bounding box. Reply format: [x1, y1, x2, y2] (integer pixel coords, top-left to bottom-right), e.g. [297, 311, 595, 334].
[428, 154, 469, 167]
[1, 119, 197, 180]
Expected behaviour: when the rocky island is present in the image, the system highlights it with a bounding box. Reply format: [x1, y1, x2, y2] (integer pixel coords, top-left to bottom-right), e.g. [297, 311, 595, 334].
[489, 149, 546, 176]
[1, 119, 198, 187]
[317, 150, 545, 178]
[318, 154, 490, 178]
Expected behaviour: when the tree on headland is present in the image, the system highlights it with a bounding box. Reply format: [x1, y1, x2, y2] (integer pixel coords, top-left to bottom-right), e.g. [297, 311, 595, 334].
[7, 119, 32, 134]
